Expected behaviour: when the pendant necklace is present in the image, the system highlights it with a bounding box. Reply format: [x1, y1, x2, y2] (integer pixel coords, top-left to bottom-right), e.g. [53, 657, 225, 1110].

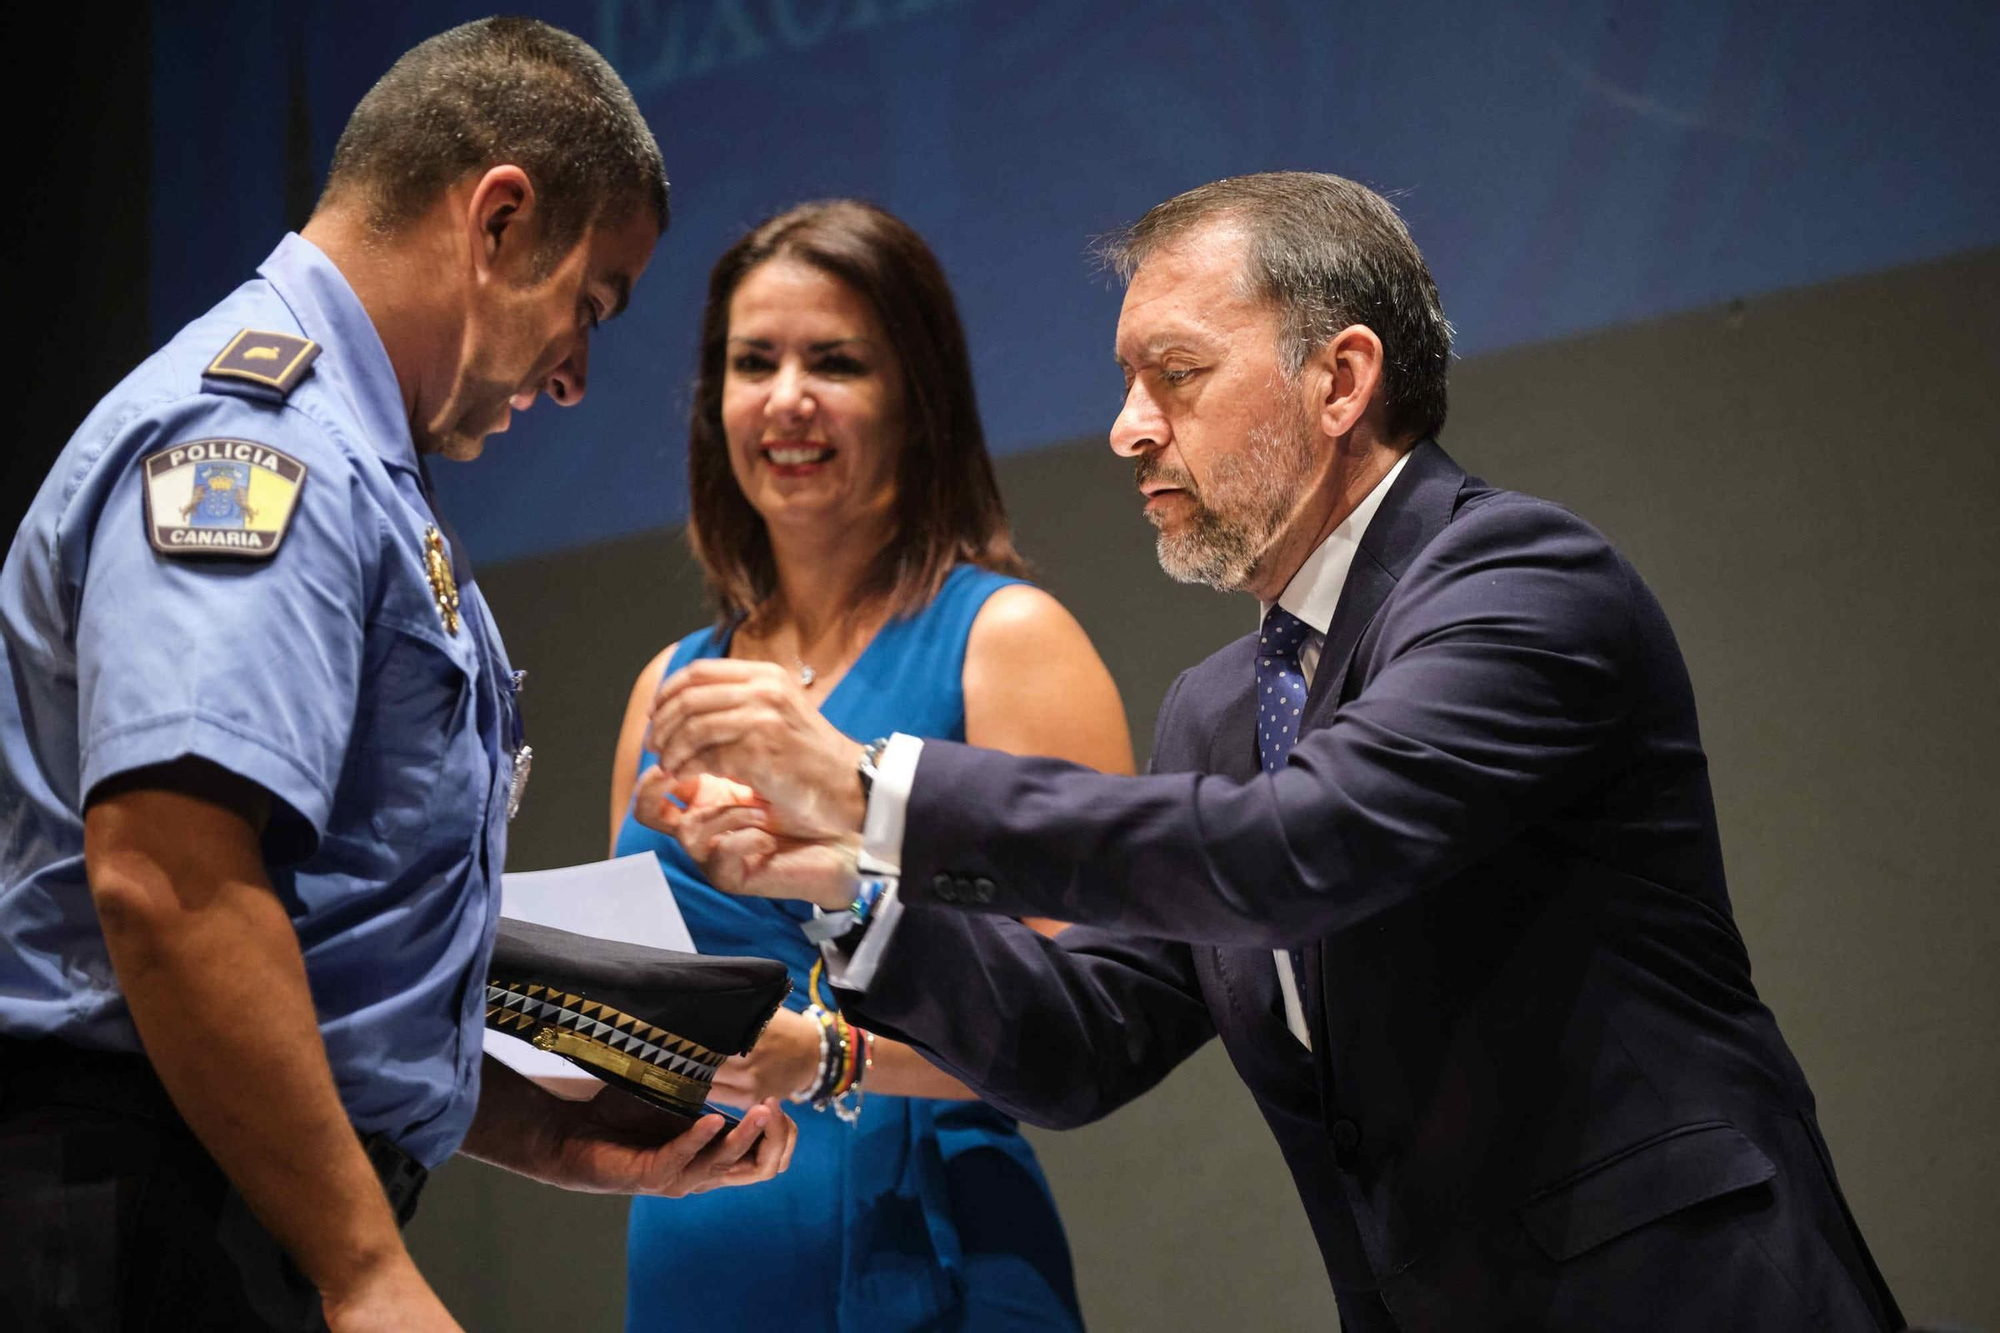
[794, 656, 817, 688]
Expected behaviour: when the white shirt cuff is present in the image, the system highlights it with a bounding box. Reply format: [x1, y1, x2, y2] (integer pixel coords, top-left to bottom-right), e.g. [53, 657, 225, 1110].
[823, 734, 922, 993]
[857, 733, 921, 875]
[820, 878, 903, 993]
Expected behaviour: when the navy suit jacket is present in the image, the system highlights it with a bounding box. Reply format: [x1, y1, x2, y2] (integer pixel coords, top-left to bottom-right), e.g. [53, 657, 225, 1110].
[844, 442, 1901, 1330]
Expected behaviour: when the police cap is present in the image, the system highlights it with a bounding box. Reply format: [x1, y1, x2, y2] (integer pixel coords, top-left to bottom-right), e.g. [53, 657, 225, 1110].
[485, 917, 791, 1121]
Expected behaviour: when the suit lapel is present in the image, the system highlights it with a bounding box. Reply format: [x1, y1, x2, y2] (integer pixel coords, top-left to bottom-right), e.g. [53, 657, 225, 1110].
[1177, 641, 1299, 1039]
[1190, 444, 1476, 1086]
[1301, 439, 1467, 724]
[1298, 440, 1468, 1073]
[1303, 550, 1394, 723]
[1207, 656, 1262, 781]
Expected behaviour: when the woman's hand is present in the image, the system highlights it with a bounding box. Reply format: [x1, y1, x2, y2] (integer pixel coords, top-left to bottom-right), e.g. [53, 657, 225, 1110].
[631, 766, 859, 909]
[708, 1006, 824, 1110]
[628, 770, 764, 838]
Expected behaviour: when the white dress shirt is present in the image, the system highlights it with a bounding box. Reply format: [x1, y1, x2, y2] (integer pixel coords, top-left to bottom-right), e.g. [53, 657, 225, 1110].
[1258, 449, 1411, 1043]
[830, 450, 1414, 1015]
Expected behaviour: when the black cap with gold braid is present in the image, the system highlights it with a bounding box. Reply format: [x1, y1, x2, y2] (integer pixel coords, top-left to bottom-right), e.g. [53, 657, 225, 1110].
[485, 918, 790, 1121]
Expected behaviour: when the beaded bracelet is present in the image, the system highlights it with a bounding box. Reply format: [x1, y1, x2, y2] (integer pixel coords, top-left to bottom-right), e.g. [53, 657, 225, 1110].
[800, 874, 890, 945]
[788, 1003, 836, 1106]
[788, 961, 872, 1122]
[822, 1013, 867, 1124]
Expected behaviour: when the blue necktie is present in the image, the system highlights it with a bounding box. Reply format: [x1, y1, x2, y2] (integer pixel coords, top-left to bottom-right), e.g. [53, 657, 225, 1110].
[1258, 606, 1316, 1045]
[1257, 605, 1313, 773]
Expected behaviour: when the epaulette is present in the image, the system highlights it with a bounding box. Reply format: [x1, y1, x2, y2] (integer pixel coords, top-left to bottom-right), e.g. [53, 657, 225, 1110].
[201, 329, 320, 405]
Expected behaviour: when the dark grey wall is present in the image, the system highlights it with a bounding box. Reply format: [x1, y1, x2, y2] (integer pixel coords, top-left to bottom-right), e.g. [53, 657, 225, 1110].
[411, 245, 2000, 1330]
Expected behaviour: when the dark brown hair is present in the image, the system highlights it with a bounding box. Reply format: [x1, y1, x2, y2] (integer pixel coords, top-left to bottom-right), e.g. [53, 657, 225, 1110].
[1101, 172, 1453, 441]
[319, 18, 668, 273]
[686, 200, 1026, 623]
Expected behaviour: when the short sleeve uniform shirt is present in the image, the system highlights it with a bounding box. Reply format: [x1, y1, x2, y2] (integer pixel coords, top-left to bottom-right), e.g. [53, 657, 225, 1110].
[0, 234, 516, 1168]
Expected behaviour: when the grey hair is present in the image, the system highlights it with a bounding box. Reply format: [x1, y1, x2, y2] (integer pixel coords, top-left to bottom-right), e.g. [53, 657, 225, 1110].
[1099, 172, 1453, 440]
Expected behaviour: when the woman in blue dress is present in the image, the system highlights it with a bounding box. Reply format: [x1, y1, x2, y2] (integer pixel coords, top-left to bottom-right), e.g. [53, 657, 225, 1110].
[608, 200, 1132, 1332]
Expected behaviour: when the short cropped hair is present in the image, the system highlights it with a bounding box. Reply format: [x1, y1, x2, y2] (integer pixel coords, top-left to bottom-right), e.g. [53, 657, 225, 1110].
[1102, 172, 1453, 440]
[686, 200, 1026, 623]
[319, 18, 667, 269]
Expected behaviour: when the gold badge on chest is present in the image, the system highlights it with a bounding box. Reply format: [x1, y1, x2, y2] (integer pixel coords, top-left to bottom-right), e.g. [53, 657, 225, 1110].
[423, 525, 460, 635]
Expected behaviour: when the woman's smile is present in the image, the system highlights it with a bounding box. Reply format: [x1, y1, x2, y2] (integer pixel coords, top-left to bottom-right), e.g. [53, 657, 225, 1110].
[759, 441, 838, 475]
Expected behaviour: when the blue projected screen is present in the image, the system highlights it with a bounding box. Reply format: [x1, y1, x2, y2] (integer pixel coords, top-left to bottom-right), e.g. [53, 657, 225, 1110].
[152, 1, 2000, 564]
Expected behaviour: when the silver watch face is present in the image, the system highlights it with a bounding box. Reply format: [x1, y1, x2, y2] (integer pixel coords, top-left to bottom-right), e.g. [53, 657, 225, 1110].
[858, 737, 890, 795]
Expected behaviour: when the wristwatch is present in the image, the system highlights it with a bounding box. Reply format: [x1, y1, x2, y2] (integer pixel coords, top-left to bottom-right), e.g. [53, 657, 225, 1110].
[856, 736, 891, 801]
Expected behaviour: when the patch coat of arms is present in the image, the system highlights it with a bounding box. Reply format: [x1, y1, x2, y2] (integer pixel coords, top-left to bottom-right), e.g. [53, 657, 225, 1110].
[143, 439, 308, 559]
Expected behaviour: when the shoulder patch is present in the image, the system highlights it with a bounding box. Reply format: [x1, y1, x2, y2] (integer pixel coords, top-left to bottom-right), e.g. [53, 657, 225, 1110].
[141, 439, 309, 560]
[202, 329, 320, 403]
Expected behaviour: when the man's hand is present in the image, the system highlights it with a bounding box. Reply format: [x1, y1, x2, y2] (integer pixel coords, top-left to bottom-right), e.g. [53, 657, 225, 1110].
[463, 1059, 797, 1197]
[630, 767, 858, 908]
[544, 1092, 797, 1196]
[647, 660, 868, 843]
[708, 1006, 822, 1109]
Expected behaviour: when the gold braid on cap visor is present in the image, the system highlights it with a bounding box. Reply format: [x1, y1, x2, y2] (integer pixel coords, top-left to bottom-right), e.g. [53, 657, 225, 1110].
[486, 980, 727, 1119]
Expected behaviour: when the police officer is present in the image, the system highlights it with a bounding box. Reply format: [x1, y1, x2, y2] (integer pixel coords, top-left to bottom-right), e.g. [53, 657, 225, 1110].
[0, 19, 793, 1332]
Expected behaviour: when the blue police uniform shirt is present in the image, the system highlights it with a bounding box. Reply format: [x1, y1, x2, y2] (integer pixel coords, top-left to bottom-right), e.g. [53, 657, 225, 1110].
[0, 234, 515, 1168]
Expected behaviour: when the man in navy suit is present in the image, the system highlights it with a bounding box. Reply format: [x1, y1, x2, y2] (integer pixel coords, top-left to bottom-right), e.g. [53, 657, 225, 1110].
[641, 173, 1903, 1331]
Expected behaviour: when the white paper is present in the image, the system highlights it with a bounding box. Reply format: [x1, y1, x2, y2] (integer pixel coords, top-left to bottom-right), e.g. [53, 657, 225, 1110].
[481, 854, 695, 1096]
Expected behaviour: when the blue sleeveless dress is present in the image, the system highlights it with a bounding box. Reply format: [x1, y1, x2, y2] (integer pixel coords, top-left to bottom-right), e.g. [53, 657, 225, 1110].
[617, 566, 1083, 1333]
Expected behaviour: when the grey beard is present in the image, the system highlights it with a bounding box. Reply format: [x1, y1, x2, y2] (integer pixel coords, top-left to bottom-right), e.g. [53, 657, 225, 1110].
[1150, 407, 1315, 592]
[1154, 511, 1264, 591]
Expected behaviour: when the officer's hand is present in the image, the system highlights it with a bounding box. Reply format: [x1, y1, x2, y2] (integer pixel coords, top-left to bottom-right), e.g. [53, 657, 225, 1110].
[632, 766, 857, 910]
[647, 659, 867, 844]
[548, 1090, 798, 1197]
[709, 1006, 822, 1109]
[321, 1253, 464, 1333]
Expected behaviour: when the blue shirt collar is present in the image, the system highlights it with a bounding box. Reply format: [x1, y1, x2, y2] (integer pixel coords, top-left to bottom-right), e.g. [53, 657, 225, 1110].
[258, 232, 420, 477]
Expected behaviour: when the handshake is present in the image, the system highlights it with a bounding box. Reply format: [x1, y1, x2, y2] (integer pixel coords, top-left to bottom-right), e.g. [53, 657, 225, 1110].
[633, 657, 876, 911]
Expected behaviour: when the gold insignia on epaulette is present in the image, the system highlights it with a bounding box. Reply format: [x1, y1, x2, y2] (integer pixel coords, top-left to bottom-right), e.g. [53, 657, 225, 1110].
[205, 329, 320, 395]
[141, 439, 308, 560]
[424, 525, 460, 635]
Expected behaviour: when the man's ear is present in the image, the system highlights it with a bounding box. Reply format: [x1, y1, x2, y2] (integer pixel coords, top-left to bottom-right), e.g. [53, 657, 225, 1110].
[465, 165, 537, 280]
[1305, 324, 1385, 442]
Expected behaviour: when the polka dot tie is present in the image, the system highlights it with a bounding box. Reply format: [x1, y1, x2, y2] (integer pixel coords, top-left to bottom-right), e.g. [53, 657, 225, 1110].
[1259, 605, 1317, 1041]
[1257, 605, 1313, 774]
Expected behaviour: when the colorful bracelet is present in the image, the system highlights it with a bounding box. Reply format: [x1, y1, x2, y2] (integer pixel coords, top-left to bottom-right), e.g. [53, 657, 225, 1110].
[788, 960, 874, 1122]
[822, 1015, 868, 1124]
[801, 874, 890, 944]
[789, 1004, 836, 1105]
